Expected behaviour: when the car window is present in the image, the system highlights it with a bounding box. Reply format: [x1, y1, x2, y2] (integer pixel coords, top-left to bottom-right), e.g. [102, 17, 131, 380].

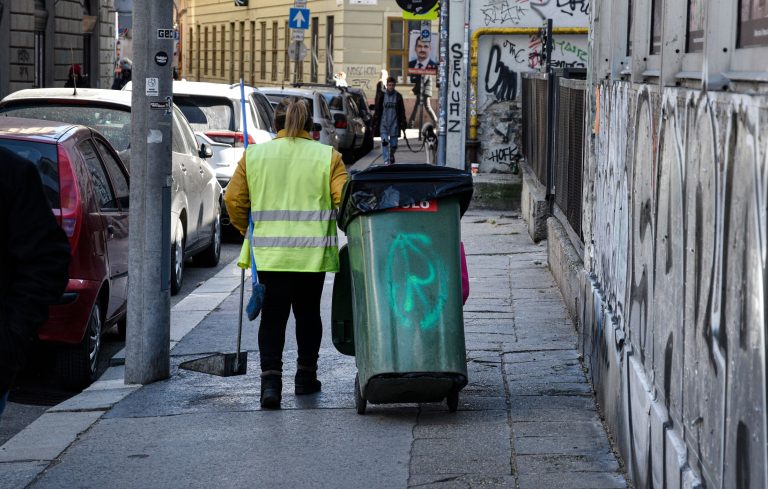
[78, 140, 118, 210]
[171, 116, 189, 154]
[346, 96, 359, 117]
[322, 93, 344, 111]
[317, 95, 333, 120]
[251, 93, 276, 133]
[264, 93, 314, 116]
[0, 139, 59, 208]
[173, 95, 236, 132]
[174, 108, 200, 155]
[94, 139, 129, 209]
[0, 103, 132, 151]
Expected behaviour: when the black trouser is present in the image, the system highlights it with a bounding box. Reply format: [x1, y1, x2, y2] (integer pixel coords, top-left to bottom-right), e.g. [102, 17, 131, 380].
[257, 271, 325, 373]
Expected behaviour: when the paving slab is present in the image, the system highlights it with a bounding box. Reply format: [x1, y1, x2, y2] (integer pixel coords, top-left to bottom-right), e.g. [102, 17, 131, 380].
[0, 411, 103, 462]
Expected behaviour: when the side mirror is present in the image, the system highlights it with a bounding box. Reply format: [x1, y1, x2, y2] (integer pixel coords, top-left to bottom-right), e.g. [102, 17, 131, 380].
[312, 122, 322, 132]
[199, 143, 214, 159]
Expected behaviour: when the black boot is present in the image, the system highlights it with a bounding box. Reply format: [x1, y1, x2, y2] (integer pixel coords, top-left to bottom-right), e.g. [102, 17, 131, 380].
[294, 366, 321, 395]
[260, 372, 282, 409]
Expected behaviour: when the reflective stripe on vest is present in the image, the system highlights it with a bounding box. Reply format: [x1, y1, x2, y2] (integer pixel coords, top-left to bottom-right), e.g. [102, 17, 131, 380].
[245, 136, 339, 272]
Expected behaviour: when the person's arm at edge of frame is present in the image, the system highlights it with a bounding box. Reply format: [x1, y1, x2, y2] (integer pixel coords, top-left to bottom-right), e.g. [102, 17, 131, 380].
[223, 152, 251, 237]
[329, 148, 348, 207]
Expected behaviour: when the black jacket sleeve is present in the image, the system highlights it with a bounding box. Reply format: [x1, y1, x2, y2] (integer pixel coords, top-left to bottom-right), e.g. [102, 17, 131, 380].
[396, 93, 407, 134]
[0, 152, 70, 392]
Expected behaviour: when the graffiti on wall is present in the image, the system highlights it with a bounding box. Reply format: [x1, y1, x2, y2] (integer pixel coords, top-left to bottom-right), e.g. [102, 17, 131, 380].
[344, 64, 380, 91]
[476, 0, 590, 27]
[582, 83, 767, 488]
[476, 34, 588, 172]
[447, 43, 463, 134]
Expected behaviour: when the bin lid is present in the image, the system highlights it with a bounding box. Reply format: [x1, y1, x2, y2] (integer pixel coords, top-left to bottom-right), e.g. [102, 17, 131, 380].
[337, 164, 474, 231]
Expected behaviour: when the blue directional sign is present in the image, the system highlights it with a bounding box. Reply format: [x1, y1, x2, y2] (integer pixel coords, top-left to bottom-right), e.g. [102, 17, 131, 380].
[289, 8, 310, 30]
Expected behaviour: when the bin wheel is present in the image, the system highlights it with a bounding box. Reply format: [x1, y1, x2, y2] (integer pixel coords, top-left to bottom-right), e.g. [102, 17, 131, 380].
[355, 373, 367, 415]
[447, 390, 459, 413]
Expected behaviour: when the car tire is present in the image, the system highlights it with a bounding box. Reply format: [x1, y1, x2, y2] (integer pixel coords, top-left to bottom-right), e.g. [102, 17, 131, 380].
[195, 209, 222, 267]
[171, 220, 185, 295]
[57, 301, 102, 389]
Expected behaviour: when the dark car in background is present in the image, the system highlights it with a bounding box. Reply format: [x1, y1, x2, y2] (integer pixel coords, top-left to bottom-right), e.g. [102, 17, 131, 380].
[0, 88, 223, 295]
[314, 87, 366, 164]
[344, 86, 374, 157]
[0, 117, 129, 388]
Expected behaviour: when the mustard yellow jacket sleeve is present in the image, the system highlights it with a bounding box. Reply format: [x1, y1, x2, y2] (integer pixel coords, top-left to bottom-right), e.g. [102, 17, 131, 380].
[224, 144, 348, 237]
[223, 153, 250, 237]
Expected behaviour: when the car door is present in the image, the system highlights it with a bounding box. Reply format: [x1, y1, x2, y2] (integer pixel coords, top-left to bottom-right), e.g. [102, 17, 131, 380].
[91, 136, 130, 316]
[77, 138, 128, 322]
[172, 111, 201, 249]
[316, 94, 338, 148]
[176, 106, 218, 245]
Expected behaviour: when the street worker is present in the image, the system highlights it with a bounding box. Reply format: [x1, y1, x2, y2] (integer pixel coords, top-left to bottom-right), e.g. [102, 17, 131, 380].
[224, 97, 348, 409]
[372, 76, 406, 165]
[0, 148, 70, 417]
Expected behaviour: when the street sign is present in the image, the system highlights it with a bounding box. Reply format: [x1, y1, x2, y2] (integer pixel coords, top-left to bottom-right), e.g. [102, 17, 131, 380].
[289, 7, 310, 30]
[288, 41, 307, 61]
[292, 29, 305, 41]
[157, 28, 178, 40]
[396, 0, 438, 15]
[294, 0, 307, 6]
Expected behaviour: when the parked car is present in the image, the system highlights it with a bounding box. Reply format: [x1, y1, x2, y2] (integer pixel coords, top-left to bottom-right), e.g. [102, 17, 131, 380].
[0, 88, 223, 295]
[0, 117, 129, 387]
[314, 86, 366, 164]
[260, 87, 340, 150]
[344, 86, 375, 157]
[124, 80, 276, 190]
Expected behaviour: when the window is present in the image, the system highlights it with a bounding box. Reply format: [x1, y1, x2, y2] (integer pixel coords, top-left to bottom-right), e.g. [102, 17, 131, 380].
[34, 32, 44, 87]
[272, 21, 278, 81]
[239, 22, 245, 81]
[311, 17, 319, 82]
[326, 16, 334, 82]
[626, 0, 633, 56]
[284, 20, 291, 81]
[650, 0, 663, 54]
[686, 0, 705, 52]
[260, 22, 266, 80]
[230, 22, 236, 83]
[220, 24, 226, 78]
[188, 27, 194, 78]
[94, 139, 129, 209]
[197, 25, 202, 79]
[250, 21, 256, 85]
[387, 19, 420, 81]
[738, 0, 768, 48]
[212, 25, 217, 76]
[79, 140, 117, 210]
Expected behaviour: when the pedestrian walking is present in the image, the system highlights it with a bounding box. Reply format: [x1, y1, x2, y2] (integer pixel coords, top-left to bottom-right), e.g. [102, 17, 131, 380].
[407, 75, 437, 129]
[372, 76, 406, 165]
[0, 148, 70, 417]
[374, 69, 388, 109]
[111, 58, 132, 90]
[224, 97, 348, 409]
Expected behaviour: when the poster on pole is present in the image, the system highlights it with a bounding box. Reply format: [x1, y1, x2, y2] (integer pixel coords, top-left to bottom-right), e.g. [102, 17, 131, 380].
[407, 28, 438, 75]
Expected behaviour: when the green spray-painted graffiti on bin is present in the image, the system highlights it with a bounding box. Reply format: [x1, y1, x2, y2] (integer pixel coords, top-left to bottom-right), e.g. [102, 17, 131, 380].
[386, 233, 447, 330]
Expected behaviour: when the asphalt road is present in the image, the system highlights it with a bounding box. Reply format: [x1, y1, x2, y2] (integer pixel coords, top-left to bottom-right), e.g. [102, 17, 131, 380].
[0, 241, 242, 446]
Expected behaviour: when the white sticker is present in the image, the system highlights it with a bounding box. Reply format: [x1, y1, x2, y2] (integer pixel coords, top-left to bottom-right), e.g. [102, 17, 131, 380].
[146, 77, 159, 96]
[147, 129, 163, 144]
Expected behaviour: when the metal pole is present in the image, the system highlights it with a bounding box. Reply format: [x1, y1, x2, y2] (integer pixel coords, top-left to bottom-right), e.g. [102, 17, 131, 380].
[294, 41, 300, 84]
[436, 0, 449, 166]
[125, 0, 174, 385]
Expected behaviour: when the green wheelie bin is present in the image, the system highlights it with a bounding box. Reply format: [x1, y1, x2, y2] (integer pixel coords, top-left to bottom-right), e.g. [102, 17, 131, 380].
[332, 164, 474, 414]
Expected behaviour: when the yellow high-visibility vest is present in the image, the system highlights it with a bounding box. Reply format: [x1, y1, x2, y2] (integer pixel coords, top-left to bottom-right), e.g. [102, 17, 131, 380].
[245, 136, 339, 272]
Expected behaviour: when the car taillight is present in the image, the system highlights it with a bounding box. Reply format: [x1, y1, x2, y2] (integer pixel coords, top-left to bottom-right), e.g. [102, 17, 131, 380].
[311, 130, 321, 141]
[57, 146, 81, 254]
[205, 131, 255, 147]
[334, 119, 348, 129]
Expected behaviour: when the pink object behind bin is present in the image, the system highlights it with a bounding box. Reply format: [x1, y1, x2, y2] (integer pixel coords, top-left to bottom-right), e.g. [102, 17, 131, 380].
[460, 242, 469, 304]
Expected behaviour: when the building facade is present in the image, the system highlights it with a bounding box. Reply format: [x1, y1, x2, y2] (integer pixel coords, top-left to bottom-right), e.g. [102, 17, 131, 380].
[0, 0, 117, 98]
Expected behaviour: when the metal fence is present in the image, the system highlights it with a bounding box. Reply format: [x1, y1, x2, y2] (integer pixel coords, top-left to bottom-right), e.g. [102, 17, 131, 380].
[521, 73, 549, 188]
[554, 77, 585, 239]
[521, 69, 586, 242]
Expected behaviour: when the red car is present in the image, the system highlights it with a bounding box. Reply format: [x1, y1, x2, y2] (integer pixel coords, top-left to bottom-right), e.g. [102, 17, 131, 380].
[0, 117, 129, 388]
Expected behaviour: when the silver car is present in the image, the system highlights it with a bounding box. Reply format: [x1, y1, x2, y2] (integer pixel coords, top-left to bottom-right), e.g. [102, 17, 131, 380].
[315, 87, 366, 164]
[260, 87, 339, 150]
[0, 88, 223, 295]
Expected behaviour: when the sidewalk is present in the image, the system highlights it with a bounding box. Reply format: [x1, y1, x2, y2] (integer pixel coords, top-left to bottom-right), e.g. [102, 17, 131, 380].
[0, 140, 627, 488]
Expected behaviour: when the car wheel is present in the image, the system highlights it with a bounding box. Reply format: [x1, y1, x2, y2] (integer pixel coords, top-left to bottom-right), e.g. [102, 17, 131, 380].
[195, 209, 222, 267]
[57, 301, 101, 389]
[171, 220, 185, 295]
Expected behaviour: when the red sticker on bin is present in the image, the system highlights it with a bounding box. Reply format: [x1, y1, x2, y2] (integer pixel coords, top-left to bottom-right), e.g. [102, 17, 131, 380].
[389, 200, 438, 212]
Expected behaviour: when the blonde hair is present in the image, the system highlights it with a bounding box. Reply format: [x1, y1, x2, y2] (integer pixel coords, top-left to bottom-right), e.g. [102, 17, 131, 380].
[274, 97, 312, 137]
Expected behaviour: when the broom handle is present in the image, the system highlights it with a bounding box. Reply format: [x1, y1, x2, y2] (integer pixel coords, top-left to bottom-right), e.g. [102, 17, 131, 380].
[234, 267, 245, 372]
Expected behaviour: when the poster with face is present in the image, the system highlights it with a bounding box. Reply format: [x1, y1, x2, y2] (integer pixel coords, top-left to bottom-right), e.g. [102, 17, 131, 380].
[407, 30, 438, 75]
